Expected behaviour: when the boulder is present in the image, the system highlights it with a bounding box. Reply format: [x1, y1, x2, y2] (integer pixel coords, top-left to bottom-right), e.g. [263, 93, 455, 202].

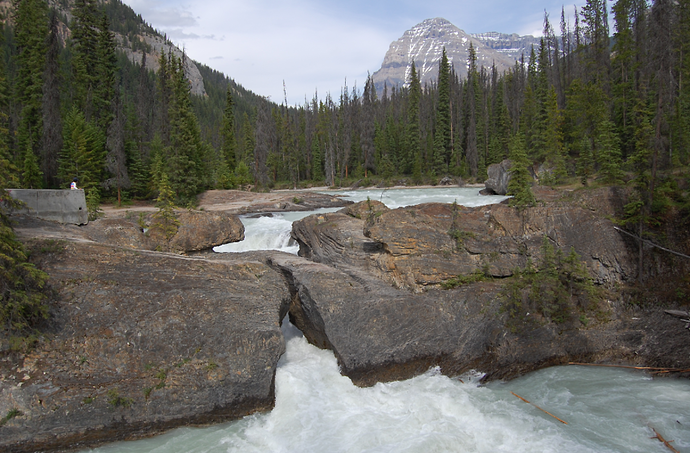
[484, 159, 512, 195]
[292, 211, 382, 270]
[83, 211, 244, 253]
[168, 211, 244, 252]
[0, 241, 290, 453]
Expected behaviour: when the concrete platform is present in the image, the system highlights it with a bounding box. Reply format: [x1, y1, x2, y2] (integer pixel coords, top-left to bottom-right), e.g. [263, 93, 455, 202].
[6, 189, 88, 225]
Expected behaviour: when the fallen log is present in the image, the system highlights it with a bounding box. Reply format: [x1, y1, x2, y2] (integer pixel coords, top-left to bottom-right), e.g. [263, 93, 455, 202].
[569, 362, 690, 374]
[651, 427, 679, 453]
[511, 392, 568, 425]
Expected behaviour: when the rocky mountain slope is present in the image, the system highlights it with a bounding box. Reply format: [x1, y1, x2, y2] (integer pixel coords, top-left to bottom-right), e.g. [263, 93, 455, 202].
[0, 0, 206, 96]
[372, 18, 540, 93]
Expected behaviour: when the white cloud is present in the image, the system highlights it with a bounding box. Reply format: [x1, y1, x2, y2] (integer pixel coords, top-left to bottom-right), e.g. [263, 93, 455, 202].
[121, 0, 590, 103]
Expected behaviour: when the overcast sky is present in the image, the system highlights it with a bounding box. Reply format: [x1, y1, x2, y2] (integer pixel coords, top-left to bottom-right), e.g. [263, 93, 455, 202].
[121, 0, 588, 104]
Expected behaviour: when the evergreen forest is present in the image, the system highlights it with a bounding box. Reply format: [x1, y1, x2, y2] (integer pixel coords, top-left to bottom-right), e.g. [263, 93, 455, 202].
[0, 0, 688, 225]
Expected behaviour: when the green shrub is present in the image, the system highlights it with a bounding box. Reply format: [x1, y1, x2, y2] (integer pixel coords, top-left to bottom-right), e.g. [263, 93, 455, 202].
[0, 195, 51, 349]
[500, 236, 599, 326]
[107, 389, 133, 408]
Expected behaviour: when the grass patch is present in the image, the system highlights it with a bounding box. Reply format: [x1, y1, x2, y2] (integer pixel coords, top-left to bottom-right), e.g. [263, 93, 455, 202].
[155, 370, 167, 389]
[442, 266, 491, 289]
[0, 408, 22, 426]
[107, 389, 133, 408]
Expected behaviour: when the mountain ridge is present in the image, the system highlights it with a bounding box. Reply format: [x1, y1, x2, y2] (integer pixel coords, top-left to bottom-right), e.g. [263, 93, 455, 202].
[372, 18, 540, 93]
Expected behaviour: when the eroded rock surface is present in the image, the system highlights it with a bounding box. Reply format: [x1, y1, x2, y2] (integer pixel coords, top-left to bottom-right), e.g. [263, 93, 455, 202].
[294, 189, 636, 292]
[267, 253, 687, 388]
[2, 187, 689, 452]
[84, 211, 243, 253]
[0, 241, 290, 453]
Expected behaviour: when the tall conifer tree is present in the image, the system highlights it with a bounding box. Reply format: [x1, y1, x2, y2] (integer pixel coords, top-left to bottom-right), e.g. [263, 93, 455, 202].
[221, 87, 237, 171]
[13, 0, 49, 188]
[407, 62, 422, 180]
[433, 47, 451, 176]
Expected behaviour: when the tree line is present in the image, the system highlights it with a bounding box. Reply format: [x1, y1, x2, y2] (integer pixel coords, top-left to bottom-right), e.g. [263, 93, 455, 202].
[0, 0, 689, 225]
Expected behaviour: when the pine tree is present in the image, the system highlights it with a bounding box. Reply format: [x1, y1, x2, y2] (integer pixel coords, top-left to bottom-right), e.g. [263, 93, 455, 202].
[407, 62, 422, 180]
[580, 0, 611, 86]
[85, 186, 103, 221]
[150, 173, 179, 245]
[595, 119, 623, 184]
[0, 42, 16, 189]
[221, 88, 237, 171]
[541, 87, 567, 184]
[310, 136, 323, 181]
[507, 133, 536, 207]
[165, 54, 205, 201]
[42, 9, 62, 188]
[13, 0, 49, 185]
[361, 74, 376, 176]
[93, 13, 117, 132]
[234, 160, 252, 190]
[676, 0, 690, 165]
[612, 0, 647, 160]
[623, 94, 655, 281]
[0, 205, 50, 344]
[433, 48, 451, 176]
[71, 0, 101, 118]
[22, 141, 43, 189]
[58, 107, 105, 189]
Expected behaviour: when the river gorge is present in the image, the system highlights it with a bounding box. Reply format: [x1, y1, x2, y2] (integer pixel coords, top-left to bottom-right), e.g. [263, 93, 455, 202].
[1, 186, 689, 452]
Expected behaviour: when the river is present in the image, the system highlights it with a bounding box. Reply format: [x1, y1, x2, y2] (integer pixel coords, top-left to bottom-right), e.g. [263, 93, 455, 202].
[83, 187, 690, 453]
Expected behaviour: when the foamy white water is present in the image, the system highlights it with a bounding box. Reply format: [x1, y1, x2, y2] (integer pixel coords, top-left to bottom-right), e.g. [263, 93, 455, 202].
[213, 208, 341, 254]
[102, 187, 690, 453]
[327, 186, 509, 209]
[83, 321, 690, 453]
[215, 187, 509, 255]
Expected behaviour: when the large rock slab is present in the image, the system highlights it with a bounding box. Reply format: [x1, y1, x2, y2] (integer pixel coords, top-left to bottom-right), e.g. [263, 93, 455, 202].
[292, 211, 383, 269]
[0, 241, 290, 453]
[83, 211, 244, 253]
[266, 254, 679, 387]
[197, 190, 353, 215]
[294, 188, 637, 291]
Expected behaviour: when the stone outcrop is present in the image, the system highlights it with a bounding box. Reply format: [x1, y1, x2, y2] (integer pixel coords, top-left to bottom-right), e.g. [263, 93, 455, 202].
[196, 190, 353, 215]
[267, 252, 689, 388]
[163, 211, 244, 252]
[483, 159, 512, 195]
[293, 189, 636, 292]
[0, 241, 290, 453]
[81, 211, 244, 253]
[284, 188, 690, 388]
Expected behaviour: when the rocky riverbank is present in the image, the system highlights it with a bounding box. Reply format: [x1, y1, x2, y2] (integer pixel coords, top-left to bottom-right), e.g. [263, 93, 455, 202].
[1, 186, 688, 452]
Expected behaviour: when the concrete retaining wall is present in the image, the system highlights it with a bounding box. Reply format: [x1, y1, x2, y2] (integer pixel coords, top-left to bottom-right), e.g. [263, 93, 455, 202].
[6, 189, 88, 225]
